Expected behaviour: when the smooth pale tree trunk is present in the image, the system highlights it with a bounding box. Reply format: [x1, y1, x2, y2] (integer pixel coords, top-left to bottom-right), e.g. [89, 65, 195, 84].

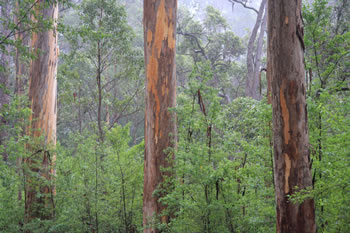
[267, 0, 316, 232]
[25, 0, 58, 224]
[143, 0, 177, 232]
[245, 0, 266, 99]
[252, 7, 267, 100]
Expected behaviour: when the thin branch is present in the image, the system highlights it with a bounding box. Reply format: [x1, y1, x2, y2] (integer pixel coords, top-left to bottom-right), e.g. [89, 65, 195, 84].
[177, 31, 208, 60]
[228, 0, 259, 14]
[0, 0, 40, 45]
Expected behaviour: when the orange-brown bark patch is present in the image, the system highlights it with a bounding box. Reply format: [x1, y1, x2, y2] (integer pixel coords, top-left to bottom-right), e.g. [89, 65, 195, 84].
[161, 215, 168, 224]
[284, 153, 291, 193]
[147, 30, 153, 45]
[154, 0, 166, 58]
[153, 0, 175, 57]
[146, 55, 160, 142]
[145, 0, 176, 143]
[167, 10, 175, 49]
[280, 82, 290, 144]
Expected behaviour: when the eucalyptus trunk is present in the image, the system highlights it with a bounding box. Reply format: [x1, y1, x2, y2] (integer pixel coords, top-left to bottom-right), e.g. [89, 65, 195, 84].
[252, 7, 267, 100]
[25, 0, 58, 224]
[267, 0, 316, 232]
[245, 0, 266, 99]
[143, 0, 177, 232]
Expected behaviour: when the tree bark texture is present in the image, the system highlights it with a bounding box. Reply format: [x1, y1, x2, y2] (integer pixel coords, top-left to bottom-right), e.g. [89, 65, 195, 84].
[143, 0, 177, 232]
[0, 0, 11, 161]
[25, 0, 58, 223]
[245, 0, 267, 99]
[268, 0, 316, 232]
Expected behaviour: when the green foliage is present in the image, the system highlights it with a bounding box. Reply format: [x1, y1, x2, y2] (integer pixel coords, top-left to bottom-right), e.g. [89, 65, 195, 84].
[58, 0, 144, 145]
[289, 0, 350, 232]
[176, 5, 246, 100]
[0, 0, 349, 232]
[54, 125, 144, 232]
[0, 95, 31, 231]
[204, 6, 229, 32]
[305, 91, 350, 232]
[303, 0, 349, 90]
[0, 161, 24, 232]
[0, 0, 69, 67]
[161, 62, 275, 233]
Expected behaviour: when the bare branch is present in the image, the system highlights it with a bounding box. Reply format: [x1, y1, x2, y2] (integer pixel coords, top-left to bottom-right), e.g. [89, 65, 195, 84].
[228, 0, 259, 14]
[177, 31, 208, 60]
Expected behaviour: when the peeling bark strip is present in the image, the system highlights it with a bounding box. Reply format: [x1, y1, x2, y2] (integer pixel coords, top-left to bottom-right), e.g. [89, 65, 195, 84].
[267, 0, 316, 232]
[143, 0, 177, 232]
[25, 0, 58, 224]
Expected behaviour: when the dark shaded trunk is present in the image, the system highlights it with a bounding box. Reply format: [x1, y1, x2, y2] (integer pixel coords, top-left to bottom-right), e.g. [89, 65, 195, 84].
[0, 0, 11, 162]
[267, 0, 316, 232]
[97, 39, 103, 142]
[143, 0, 177, 232]
[0, 59, 10, 163]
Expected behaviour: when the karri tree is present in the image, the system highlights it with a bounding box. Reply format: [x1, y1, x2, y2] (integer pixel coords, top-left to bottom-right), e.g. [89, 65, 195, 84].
[25, 0, 58, 224]
[228, 0, 268, 100]
[268, 0, 316, 232]
[143, 0, 177, 232]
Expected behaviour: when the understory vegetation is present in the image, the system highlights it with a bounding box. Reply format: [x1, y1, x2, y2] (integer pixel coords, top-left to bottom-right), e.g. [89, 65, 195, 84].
[0, 0, 349, 232]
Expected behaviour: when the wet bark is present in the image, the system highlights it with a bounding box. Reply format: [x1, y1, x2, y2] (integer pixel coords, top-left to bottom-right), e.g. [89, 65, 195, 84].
[25, 0, 58, 224]
[143, 0, 177, 232]
[268, 0, 316, 232]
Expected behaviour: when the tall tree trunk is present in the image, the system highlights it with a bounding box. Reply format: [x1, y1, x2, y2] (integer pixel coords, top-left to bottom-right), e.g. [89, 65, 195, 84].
[252, 7, 267, 100]
[25, 0, 58, 224]
[97, 38, 103, 142]
[245, 0, 266, 99]
[267, 0, 316, 232]
[0, 0, 11, 162]
[266, 56, 272, 104]
[143, 0, 177, 232]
